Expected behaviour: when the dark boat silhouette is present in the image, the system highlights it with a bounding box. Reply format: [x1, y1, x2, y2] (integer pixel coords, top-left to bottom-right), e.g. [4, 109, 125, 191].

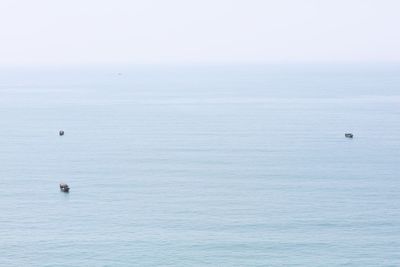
[60, 183, 70, 193]
[345, 133, 354, 138]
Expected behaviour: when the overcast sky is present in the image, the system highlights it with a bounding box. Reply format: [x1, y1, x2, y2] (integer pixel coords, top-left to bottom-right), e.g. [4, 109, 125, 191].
[0, 0, 399, 66]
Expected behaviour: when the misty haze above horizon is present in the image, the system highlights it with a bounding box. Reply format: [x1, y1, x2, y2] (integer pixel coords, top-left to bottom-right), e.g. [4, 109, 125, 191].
[1, 0, 400, 66]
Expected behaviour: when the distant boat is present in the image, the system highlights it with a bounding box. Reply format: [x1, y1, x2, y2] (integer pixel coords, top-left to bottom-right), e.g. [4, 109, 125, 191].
[345, 133, 354, 138]
[60, 183, 70, 193]
[59, 130, 64, 136]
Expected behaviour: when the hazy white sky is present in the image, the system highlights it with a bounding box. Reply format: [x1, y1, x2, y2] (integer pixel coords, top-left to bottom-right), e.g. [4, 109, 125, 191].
[1, 0, 399, 65]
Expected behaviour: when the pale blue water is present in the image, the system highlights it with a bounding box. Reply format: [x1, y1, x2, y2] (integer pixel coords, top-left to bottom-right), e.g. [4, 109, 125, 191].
[0, 64, 399, 266]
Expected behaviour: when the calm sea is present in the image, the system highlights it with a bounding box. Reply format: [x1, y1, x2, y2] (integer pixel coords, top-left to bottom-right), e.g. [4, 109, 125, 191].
[0, 64, 399, 266]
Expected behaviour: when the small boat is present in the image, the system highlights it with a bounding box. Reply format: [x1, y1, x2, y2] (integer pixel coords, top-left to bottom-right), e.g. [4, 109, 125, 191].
[59, 130, 64, 136]
[345, 133, 353, 138]
[60, 183, 70, 193]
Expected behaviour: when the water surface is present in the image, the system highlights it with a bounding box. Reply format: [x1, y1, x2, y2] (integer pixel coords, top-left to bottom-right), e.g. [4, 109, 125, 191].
[0, 64, 399, 266]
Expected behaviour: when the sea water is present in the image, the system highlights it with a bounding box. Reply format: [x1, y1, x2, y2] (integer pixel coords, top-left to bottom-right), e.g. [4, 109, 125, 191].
[0, 64, 399, 266]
